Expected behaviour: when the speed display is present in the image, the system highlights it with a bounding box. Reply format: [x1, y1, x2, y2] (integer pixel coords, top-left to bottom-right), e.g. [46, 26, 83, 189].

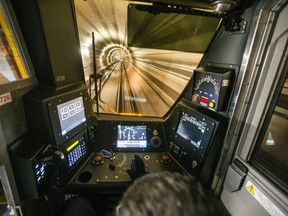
[192, 66, 234, 112]
[116, 125, 147, 148]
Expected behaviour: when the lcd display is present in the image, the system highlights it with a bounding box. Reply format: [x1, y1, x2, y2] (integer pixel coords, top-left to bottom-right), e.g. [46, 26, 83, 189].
[117, 125, 147, 148]
[57, 96, 86, 136]
[176, 112, 206, 148]
[34, 162, 47, 184]
[65, 136, 87, 168]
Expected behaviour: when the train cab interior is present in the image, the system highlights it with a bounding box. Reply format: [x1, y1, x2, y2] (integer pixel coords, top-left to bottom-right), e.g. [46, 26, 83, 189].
[0, 0, 287, 215]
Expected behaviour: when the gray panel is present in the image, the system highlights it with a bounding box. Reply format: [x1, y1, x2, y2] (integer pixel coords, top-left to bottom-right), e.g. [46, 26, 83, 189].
[222, 177, 271, 216]
[221, 1, 288, 216]
[0, 85, 34, 145]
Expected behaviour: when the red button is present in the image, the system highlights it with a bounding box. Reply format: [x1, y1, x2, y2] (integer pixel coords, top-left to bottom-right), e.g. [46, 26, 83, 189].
[201, 97, 208, 104]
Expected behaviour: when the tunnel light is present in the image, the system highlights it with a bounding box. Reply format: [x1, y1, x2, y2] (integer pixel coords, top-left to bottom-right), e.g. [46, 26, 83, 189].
[81, 46, 90, 57]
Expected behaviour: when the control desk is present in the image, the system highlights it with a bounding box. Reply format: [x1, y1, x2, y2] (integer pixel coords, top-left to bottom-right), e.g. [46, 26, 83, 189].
[11, 100, 227, 199]
[67, 119, 185, 191]
[12, 82, 228, 200]
[71, 152, 182, 186]
[67, 102, 227, 190]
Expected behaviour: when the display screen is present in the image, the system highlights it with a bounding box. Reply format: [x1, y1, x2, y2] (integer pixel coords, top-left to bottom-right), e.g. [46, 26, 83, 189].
[117, 125, 147, 148]
[34, 162, 47, 185]
[57, 96, 86, 136]
[65, 135, 87, 168]
[176, 112, 206, 148]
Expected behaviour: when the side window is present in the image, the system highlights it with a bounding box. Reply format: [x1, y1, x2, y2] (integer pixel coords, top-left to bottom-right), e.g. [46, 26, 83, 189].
[251, 71, 288, 194]
[0, 1, 29, 85]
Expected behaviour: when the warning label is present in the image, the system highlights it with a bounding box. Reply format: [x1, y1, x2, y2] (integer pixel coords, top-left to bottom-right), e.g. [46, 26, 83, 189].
[246, 181, 286, 216]
[246, 184, 255, 196]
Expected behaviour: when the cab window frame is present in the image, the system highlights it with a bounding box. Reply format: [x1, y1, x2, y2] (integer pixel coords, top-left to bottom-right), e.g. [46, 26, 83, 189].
[250, 60, 288, 195]
[0, 0, 35, 93]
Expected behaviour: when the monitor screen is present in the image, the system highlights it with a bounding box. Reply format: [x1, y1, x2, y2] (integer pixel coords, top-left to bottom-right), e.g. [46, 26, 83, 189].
[117, 125, 147, 148]
[176, 112, 206, 148]
[57, 96, 86, 136]
[65, 135, 87, 168]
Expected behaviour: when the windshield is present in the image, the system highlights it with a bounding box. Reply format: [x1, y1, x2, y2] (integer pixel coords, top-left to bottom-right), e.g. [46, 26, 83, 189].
[74, 0, 220, 117]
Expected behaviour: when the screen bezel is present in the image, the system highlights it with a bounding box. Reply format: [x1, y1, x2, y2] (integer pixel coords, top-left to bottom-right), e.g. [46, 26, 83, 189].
[175, 110, 215, 157]
[60, 130, 91, 176]
[57, 96, 86, 136]
[111, 122, 159, 152]
[116, 125, 147, 149]
[176, 113, 205, 149]
[60, 130, 89, 172]
[48, 90, 88, 146]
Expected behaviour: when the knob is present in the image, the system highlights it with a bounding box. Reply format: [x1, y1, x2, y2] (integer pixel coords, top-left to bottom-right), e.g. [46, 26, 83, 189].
[92, 154, 104, 166]
[192, 160, 198, 168]
[161, 154, 171, 164]
[150, 136, 161, 148]
[95, 155, 102, 162]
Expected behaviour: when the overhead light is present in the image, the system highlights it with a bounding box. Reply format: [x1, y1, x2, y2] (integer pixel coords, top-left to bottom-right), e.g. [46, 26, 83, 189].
[210, 0, 239, 14]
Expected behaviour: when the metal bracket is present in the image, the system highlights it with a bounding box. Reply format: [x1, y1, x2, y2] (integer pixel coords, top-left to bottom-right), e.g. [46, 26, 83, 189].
[223, 11, 247, 34]
[229, 20, 247, 34]
[223, 158, 248, 192]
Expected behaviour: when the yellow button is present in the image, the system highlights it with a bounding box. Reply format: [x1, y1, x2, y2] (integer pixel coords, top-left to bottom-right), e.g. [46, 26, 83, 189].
[153, 129, 158, 136]
[209, 102, 215, 108]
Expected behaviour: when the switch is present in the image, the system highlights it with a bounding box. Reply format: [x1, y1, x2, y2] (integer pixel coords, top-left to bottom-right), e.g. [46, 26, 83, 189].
[161, 154, 171, 164]
[192, 160, 198, 168]
[201, 97, 208, 104]
[209, 101, 215, 108]
[192, 95, 198, 102]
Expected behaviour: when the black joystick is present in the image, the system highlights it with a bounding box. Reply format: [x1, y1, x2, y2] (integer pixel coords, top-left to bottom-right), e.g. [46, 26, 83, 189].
[109, 154, 116, 170]
[127, 155, 147, 180]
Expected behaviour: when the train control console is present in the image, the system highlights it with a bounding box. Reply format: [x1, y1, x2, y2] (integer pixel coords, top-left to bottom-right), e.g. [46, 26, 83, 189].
[165, 102, 228, 186]
[70, 151, 182, 186]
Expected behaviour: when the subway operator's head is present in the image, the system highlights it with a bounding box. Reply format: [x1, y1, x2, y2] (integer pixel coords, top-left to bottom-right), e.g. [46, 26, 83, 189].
[116, 171, 225, 216]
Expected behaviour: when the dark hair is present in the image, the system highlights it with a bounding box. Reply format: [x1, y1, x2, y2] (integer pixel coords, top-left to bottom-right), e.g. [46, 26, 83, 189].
[116, 171, 224, 216]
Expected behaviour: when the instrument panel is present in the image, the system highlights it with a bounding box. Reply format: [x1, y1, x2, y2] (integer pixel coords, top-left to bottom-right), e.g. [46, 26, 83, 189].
[192, 66, 235, 112]
[109, 121, 165, 152]
[164, 102, 227, 185]
[174, 110, 215, 158]
[13, 65, 232, 196]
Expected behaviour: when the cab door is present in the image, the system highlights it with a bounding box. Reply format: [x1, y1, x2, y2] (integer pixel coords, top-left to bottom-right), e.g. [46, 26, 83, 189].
[220, 0, 288, 215]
